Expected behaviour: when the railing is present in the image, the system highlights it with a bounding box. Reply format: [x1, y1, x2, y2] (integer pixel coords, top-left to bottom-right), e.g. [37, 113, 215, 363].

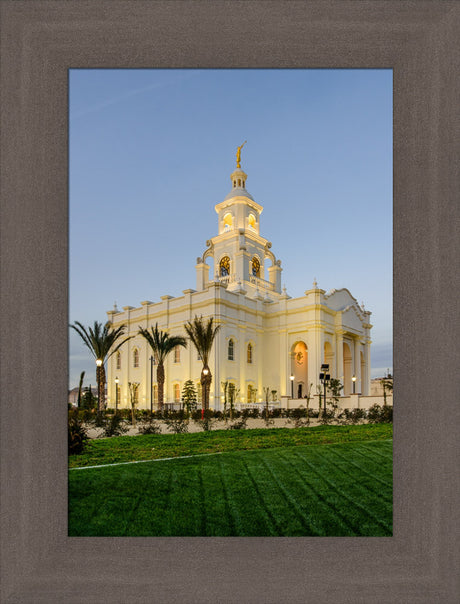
[249, 275, 275, 291]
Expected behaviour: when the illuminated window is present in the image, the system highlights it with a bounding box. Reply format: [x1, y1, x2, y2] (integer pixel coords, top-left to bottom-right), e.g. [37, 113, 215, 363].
[196, 381, 202, 404]
[228, 339, 234, 361]
[251, 257, 260, 277]
[116, 351, 121, 370]
[247, 384, 256, 403]
[247, 343, 253, 364]
[133, 348, 139, 368]
[174, 345, 181, 363]
[223, 213, 233, 231]
[174, 383, 180, 402]
[248, 214, 256, 230]
[220, 256, 230, 277]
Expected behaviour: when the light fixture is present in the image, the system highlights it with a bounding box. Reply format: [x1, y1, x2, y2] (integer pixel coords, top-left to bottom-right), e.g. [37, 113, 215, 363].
[96, 358, 103, 367]
[352, 374, 357, 394]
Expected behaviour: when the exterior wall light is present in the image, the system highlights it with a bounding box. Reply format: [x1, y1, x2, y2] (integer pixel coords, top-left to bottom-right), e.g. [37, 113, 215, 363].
[352, 374, 357, 394]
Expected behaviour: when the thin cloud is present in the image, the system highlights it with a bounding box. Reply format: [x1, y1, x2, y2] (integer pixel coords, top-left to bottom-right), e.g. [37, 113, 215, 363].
[70, 70, 202, 121]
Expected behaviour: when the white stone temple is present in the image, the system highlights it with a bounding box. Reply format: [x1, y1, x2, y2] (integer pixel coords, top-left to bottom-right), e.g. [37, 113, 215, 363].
[107, 154, 372, 410]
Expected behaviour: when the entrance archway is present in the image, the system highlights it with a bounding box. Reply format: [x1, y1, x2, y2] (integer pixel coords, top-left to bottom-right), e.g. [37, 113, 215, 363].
[291, 341, 308, 399]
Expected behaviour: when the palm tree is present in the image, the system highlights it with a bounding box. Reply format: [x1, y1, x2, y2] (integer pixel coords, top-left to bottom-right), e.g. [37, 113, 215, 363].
[70, 321, 132, 414]
[184, 316, 221, 413]
[138, 324, 187, 412]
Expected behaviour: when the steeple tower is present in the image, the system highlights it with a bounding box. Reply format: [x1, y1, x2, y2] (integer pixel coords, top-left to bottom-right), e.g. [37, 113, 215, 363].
[195, 148, 283, 296]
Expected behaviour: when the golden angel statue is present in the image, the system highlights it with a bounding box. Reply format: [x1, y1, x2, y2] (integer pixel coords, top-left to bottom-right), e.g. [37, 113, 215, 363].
[236, 141, 247, 168]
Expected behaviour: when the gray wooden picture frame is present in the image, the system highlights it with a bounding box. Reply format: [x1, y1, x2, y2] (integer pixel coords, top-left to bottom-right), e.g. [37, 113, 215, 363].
[1, 1, 459, 602]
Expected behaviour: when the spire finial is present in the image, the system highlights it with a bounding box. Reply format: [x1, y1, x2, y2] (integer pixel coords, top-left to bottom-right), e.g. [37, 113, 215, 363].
[236, 141, 247, 168]
[313, 277, 318, 289]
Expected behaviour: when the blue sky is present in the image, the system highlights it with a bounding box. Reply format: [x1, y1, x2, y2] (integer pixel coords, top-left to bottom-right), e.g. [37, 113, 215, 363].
[69, 69, 392, 389]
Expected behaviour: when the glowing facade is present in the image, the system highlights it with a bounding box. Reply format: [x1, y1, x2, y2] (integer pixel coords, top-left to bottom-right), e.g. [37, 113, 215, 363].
[107, 162, 372, 410]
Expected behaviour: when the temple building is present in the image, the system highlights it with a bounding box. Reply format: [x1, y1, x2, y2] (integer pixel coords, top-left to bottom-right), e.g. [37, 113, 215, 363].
[106, 153, 372, 410]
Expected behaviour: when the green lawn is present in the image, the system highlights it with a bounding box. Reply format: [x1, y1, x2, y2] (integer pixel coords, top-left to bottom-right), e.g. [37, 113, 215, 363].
[69, 426, 392, 537]
[69, 423, 392, 467]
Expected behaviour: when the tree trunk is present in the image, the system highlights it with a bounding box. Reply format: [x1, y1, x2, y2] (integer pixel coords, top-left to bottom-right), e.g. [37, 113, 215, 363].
[157, 363, 165, 412]
[96, 364, 106, 414]
[201, 366, 212, 411]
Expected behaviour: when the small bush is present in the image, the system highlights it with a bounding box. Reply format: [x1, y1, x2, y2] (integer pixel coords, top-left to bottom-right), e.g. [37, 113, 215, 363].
[318, 408, 336, 425]
[368, 404, 393, 423]
[68, 410, 89, 455]
[338, 408, 367, 425]
[137, 418, 162, 435]
[227, 417, 248, 430]
[99, 413, 129, 438]
[164, 418, 189, 434]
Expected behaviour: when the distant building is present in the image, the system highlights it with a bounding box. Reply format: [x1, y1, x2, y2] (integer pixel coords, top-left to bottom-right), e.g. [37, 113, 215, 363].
[107, 156, 372, 410]
[68, 386, 98, 407]
[370, 376, 393, 397]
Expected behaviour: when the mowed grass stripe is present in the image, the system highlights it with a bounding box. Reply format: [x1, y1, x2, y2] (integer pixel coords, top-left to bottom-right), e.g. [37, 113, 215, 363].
[275, 450, 356, 536]
[355, 441, 393, 462]
[284, 446, 392, 535]
[305, 443, 393, 506]
[69, 439, 392, 536]
[251, 452, 325, 536]
[326, 443, 393, 493]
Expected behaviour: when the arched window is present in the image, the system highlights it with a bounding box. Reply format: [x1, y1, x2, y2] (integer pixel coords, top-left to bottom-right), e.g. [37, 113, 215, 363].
[173, 383, 180, 402]
[196, 381, 202, 404]
[133, 348, 139, 368]
[223, 213, 233, 231]
[251, 257, 260, 277]
[220, 256, 230, 277]
[247, 343, 253, 364]
[247, 384, 256, 403]
[248, 214, 256, 231]
[152, 384, 158, 404]
[116, 351, 121, 370]
[174, 345, 181, 363]
[228, 339, 234, 361]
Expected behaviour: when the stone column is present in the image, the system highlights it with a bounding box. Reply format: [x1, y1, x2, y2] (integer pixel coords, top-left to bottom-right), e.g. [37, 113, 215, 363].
[335, 331, 344, 385]
[267, 263, 282, 293]
[195, 261, 209, 291]
[354, 338, 362, 393]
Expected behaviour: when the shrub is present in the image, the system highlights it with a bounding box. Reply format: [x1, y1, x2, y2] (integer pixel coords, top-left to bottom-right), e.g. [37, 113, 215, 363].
[99, 413, 129, 438]
[68, 410, 89, 455]
[137, 417, 162, 435]
[227, 416, 248, 430]
[164, 418, 189, 434]
[338, 408, 367, 425]
[318, 408, 336, 425]
[367, 404, 393, 423]
[242, 408, 259, 419]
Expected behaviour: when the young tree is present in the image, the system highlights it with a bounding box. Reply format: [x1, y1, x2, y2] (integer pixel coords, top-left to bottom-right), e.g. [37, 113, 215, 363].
[221, 380, 229, 422]
[182, 380, 197, 416]
[227, 383, 240, 420]
[184, 316, 221, 414]
[138, 324, 187, 412]
[381, 372, 393, 407]
[70, 321, 132, 415]
[128, 382, 140, 426]
[303, 382, 313, 425]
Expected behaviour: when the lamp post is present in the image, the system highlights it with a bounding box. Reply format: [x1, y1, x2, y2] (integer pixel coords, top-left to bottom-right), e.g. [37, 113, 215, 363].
[96, 358, 103, 414]
[115, 376, 119, 412]
[150, 355, 154, 414]
[319, 364, 330, 418]
[290, 374, 294, 398]
[352, 374, 356, 394]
